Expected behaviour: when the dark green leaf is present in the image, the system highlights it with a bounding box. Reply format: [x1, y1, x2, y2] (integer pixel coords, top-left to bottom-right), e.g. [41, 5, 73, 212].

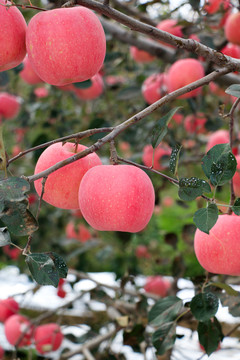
[104, 52, 122, 62]
[219, 293, 240, 317]
[13, 63, 24, 74]
[178, 177, 211, 201]
[198, 317, 223, 356]
[152, 322, 177, 355]
[225, 84, 240, 98]
[26, 252, 68, 287]
[148, 296, 183, 327]
[116, 86, 141, 100]
[202, 144, 237, 186]
[0, 177, 30, 209]
[169, 144, 182, 176]
[0, 227, 11, 246]
[232, 198, 240, 215]
[193, 203, 218, 234]
[73, 80, 92, 89]
[190, 292, 219, 321]
[189, 0, 200, 10]
[211, 282, 239, 297]
[0, 71, 9, 86]
[151, 107, 181, 148]
[198, 35, 215, 49]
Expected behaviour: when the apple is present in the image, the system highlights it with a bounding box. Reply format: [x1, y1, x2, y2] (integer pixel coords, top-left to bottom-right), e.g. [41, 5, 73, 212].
[78, 165, 155, 233]
[135, 245, 150, 259]
[221, 43, 240, 58]
[3, 245, 21, 260]
[225, 12, 240, 45]
[19, 56, 43, 85]
[184, 113, 207, 134]
[203, 0, 230, 14]
[0, 298, 19, 322]
[233, 155, 240, 197]
[130, 46, 155, 63]
[34, 323, 63, 354]
[34, 87, 49, 98]
[105, 75, 126, 86]
[0, 93, 20, 119]
[194, 214, 240, 275]
[34, 142, 102, 210]
[162, 196, 174, 207]
[206, 129, 229, 153]
[156, 19, 183, 47]
[141, 73, 168, 105]
[142, 143, 171, 170]
[74, 74, 104, 100]
[0, 0, 27, 71]
[26, 7, 106, 86]
[65, 221, 91, 242]
[57, 278, 66, 298]
[167, 58, 205, 99]
[144, 276, 171, 297]
[4, 314, 34, 347]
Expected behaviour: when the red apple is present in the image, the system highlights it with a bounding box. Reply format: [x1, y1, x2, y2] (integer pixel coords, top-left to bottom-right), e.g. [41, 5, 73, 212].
[156, 19, 183, 47]
[74, 74, 104, 100]
[142, 143, 171, 170]
[0, 298, 19, 322]
[0, 93, 20, 119]
[105, 75, 126, 86]
[167, 58, 205, 99]
[0, 0, 27, 71]
[65, 221, 91, 242]
[26, 7, 106, 86]
[34, 142, 102, 209]
[144, 276, 171, 297]
[4, 314, 34, 347]
[19, 56, 43, 85]
[184, 113, 207, 134]
[206, 129, 229, 153]
[141, 73, 168, 105]
[225, 12, 240, 45]
[194, 214, 240, 275]
[221, 43, 240, 58]
[3, 245, 21, 260]
[135, 245, 150, 259]
[78, 165, 155, 233]
[203, 0, 230, 14]
[34, 323, 63, 354]
[57, 279, 66, 298]
[34, 87, 49, 98]
[130, 46, 155, 63]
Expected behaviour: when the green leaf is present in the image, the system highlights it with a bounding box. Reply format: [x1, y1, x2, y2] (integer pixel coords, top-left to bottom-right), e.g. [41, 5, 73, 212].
[193, 203, 218, 234]
[232, 198, 240, 215]
[0, 177, 30, 209]
[148, 296, 183, 327]
[116, 86, 141, 100]
[151, 107, 181, 149]
[178, 177, 211, 201]
[211, 282, 239, 297]
[123, 324, 145, 352]
[0, 71, 9, 86]
[73, 79, 92, 89]
[0, 227, 11, 246]
[225, 84, 240, 98]
[202, 144, 237, 186]
[190, 292, 219, 322]
[169, 144, 182, 176]
[219, 293, 240, 317]
[25, 252, 68, 287]
[198, 317, 223, 356]
[189, 0, 200, 10]
[152, 322, 177, 355]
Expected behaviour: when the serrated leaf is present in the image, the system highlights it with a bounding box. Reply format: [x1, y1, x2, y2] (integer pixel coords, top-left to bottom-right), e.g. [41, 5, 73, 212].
[202, 144, 237, 186]
[151, 107, 181, 148]
[198, 317, 223, 356]
[178, 177, 211, 201]
[170, 144, 182, 176]
[26, 252, 68, 287]
[0, 227, 11, 246]
[73, 79, 92, 89]
[148, 296, 183, 327]
[225, 84, 240, 98]
[232, 198, 240, 215]
[193, 203, 218, 234]
[190, 292, 219, 322]
[210, 282, 239, 297]
[152, 322, 177, 355]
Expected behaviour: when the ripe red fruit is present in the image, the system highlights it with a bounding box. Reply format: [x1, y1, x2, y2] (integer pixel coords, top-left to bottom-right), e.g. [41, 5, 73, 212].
[167, 58, 205, 99]
[65, 221, 91, 242]
[142, 144, 171, 170]
[20, 56, 43, 85]
[203, 0, 230, 14]
[156, 19, 183, 47]
[141, 73, 168, 105]
[34, 323, 63, 354]
[135, 245, 150, 259]
[34, 142, 102, 209]
[3, 245, 21, 260]
[184, 113, 207, 134]
[0, 298, 19, 322]
[74, 74, 104, 100]
[0, 93, 20, 119]
[4, 314, 34, 347]
[221, 43, 240, 59]
[0, 0, 27, 71]
[79, 165, 155, 233]
[130, 46, 155, 63]
[205, 129, 229, 153]
[144, 276, 171, 297]
[26, 7, 106, 86]
[225, 12, 240, 45]
[194, 215, 240, 275]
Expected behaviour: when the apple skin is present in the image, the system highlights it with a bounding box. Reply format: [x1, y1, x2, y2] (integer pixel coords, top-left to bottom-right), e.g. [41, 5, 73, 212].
[206, 129, 229, 153]
[4, 314, 34, 347]
[34, 87, 49, 98]
[20, 56, 43, 85]
[65, 221, 91, 242]
[184, 113, 207, 134]
[194, 215, 240, 275]
[135, 245, 150, 259]
[34, 142, 102, 209]
[78, 165, 155, 233]
[74, 74, 104, 100]
[167, 58, 205, 99]
[225, 12, 240, 45]
[34, 323, 63, 354]
[144, 276, 171, 297]
[233, 155, 240, 197]
[204, 0, 230, 14]
[0, 93, 20, 119]
[0, 298, 19, 322]
[26, 7, 106, 86]
[130, 46, 155, 63]
[142, 143, 171, 170]
[0, 0, 27, 72]
[221, 43, 240, 58]
[156, 19, 183, 47]
[142, 73, 168, 105]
